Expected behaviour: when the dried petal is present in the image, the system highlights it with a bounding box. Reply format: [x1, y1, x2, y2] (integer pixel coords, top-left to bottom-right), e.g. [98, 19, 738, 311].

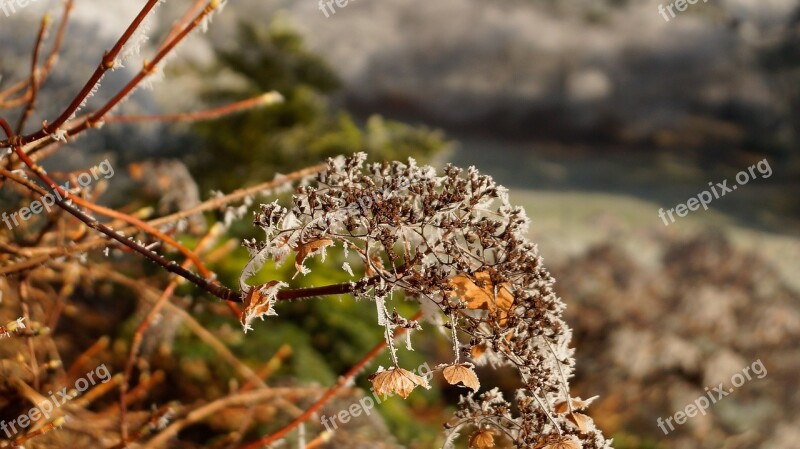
[566, 412, 594, 433]
[449, 271, 514, 325]
[469, 429, 496, 448]
[240, 281, 285, 333]
[293, 238, 334, 275]
[369, 367, 429, 398]
[535, 435, 582, 449]
[442, 363, 480, 391]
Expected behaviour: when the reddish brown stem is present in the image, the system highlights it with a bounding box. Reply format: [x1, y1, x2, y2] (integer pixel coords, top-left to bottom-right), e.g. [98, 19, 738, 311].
[238, 312, 423, 449]
[105, 92, 283, 123]
[15, 15, 50, 134]
[4, 0, 162, 146]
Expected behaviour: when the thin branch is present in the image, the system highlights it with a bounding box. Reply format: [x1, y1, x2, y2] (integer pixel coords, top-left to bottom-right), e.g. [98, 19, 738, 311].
[0, 0, 163, 147]
[16, 14, 50, 134]
[0, 152, 242, 302]
[105, 91, 283, 123]
[119, 225, 220, 441]
[237, 311, 423, 449]
[0, 164, 325, 276]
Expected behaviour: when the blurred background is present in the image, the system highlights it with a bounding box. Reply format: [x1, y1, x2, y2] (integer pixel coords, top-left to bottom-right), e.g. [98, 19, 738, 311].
[1, 0, 799, 448]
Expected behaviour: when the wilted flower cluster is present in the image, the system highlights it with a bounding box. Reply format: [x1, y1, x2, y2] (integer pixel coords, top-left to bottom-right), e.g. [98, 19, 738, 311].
[240, 153, 611, 448]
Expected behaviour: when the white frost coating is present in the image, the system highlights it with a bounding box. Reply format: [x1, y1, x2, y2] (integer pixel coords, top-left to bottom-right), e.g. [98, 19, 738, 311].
[441, 426, 463, 449]
[50, 128, 68, 143]
[117, 0, 166, 66]
[241, 281, 286, 333]
[69, 80, 102, 120]
[375, 295, 387, 326]
[239, 246, 270, 292]
[342, 262, 354, 277]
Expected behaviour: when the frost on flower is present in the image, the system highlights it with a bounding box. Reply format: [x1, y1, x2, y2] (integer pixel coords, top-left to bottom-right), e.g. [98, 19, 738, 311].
[238, 153, 610, 448]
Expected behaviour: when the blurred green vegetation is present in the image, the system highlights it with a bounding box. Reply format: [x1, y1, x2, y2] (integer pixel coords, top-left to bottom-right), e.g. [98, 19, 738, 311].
[188, 18, 450, 193]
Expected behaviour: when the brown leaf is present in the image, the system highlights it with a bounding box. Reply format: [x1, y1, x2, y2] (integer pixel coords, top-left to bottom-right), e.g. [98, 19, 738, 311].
[554, 395, 600, 414]
[566, 412, 594, 433]
[369, 367, 429, 399]
[240, 281, 281, 332]
[469, 429, 496, 448]
[449, 271, 514, 325]
[293, 238, 334, 275]
[442, 363, 481, 391]
[534, 436, 582, 449]
[470, 343, 487, 359]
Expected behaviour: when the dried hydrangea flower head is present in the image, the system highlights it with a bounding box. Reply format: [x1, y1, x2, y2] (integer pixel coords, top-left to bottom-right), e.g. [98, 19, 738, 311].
[240, 153, 611, 448]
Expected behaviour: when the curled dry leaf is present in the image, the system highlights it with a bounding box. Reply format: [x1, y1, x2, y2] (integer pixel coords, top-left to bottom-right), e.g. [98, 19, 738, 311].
[240, 280, 284, 333]
[534, 435, 582, 449]
[566, 412, 594, 433]
[554, 395, 600, 414]
[449, 270, 514, 325]
[293, 238, 334, 276]
[369, 367, 429, 399]
[469, 428, 496, 448]
[442, 363, 481, 391]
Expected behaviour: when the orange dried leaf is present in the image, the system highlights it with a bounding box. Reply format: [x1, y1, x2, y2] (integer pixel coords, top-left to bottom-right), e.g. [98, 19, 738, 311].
[293, 238, 334, 274]
[442, 363, 481, 391]
[369, 367, 429, 399]
[449, 271, 514, 325]
[469, 429, 496, 448]
[566, 412, 594, 433]
[240, 281, 281, 332]
[535, 436, 582, 449]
